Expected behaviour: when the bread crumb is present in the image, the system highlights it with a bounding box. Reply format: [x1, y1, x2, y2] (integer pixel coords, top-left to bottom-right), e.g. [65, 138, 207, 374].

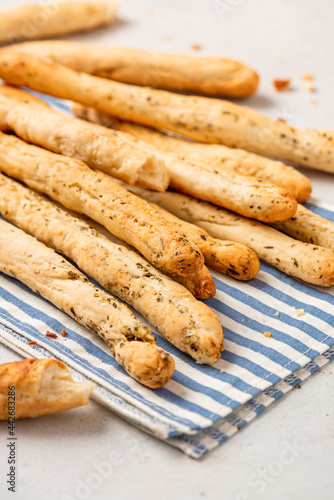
[60, 329, 68, 336]
[302, 74, 313, 81]
[274, 311, 280, 317]
[310, 98, 318, 105]
[191, 44, 202, 51]
[293, 307, 305, 316]
[263, 331, 272, 338]
[273, 79, 291, 91]
[242, 318, 244, 322]
[302, 74, 315, 92]
[328, 372, 332, 375]
[46, 331, 58, 339]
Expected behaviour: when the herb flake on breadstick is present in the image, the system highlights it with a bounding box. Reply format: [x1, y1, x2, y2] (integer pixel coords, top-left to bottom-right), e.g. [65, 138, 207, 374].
[0, 132, 204, 277]
[0, 86, 169, 192]
[0, 174, 223, 364]
[3, 40, 259, 98]
[0, 52, 331, 173]
[0, 359, 94, 419]
[135, 190, 334, 287]
[77, 108, 311, 204]
[0, 220, 175, 388]
[0, 2, 118, 45]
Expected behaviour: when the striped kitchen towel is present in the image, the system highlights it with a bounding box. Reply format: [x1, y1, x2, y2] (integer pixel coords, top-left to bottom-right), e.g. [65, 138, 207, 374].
[0, 94, 334, 458]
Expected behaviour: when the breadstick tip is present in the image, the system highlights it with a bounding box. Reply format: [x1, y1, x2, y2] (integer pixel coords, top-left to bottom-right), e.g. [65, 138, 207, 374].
[114, 342, 175, 389]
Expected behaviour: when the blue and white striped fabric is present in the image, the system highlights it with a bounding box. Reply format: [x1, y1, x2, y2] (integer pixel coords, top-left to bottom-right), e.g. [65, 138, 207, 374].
[0, 94, 334, 458]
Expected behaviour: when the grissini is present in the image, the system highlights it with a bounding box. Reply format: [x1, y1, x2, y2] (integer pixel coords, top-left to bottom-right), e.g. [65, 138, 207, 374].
[0, 52, 329, 173]
[113, 180, 260, 281]
[0, 132, 204, 277]
[0, 220, 175, 388]
[0, 359, 94, 419]
[76, 107, 312, 204]
[273, 204, 334, 252]
[3, 40, 259, 97]
[0, 86, 169, 192]
[0, 87, 296, 223]
[132, 189, 334, 287]
[0, 2, 118, 45]
[0, 174, 223, 363]
[154, 153, 297, 223]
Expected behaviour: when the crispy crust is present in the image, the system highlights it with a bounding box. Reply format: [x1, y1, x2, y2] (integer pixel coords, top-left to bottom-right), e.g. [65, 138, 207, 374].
[0, 220, 175, 388]
[3, 40, 259, 97]
[0, 86, 170, 192]
[0, 173, 223, 364]
[114, 180, 260, 281]
[0, 132, 204, 277]
[0, 53, 327, 173]
[172, 265, 216, 299]
[138, 190, 334, 287]
[0, 359, 94, 419]
[77, 108, 311, 204]
[0, 2, 118, 44]
[273, 204, 334, 252]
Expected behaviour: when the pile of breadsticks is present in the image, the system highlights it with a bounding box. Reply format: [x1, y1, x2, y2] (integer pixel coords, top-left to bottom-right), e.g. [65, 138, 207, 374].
[0, 37, 333, 390]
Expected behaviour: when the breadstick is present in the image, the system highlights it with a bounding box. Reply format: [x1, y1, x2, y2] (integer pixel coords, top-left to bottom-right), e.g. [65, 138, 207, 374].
[0, 132, 204, 277]
[133, 190, 334, 287]
[0, 87, 296, 223]
[0, 86, 169, 192]
[0, 52, 329, 173]
[76, 106, 312, 204]
[0, 174, 223, 363]
[273, 204, 334, 252]
[0, 2, 118, 45]
[114, 180, 260, 281]
[0, 359, 94, 419]
[0, 220, 175, 388]
[3, 40, 259, 97]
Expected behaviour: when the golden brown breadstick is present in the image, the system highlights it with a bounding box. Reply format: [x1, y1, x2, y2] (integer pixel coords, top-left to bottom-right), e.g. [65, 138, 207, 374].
[0, 132, 204, 277]
[76, 107, 311, 204]
[0, 2, 118, 45]
[0, 359, 94, 419]
[0, 173, 223, 363]
[0, 53, 328, 172]
[3, 40, 259, 97]
[0, 86, 169, 192]
[0, 219, 175, 388]
[114, 180, 260, 281]
[273, 204, 334, 252]
[133, 189, 334, 287]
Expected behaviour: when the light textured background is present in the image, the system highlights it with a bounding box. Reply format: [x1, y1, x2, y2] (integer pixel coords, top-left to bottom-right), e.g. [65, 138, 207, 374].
[0, 1, 334, 499]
